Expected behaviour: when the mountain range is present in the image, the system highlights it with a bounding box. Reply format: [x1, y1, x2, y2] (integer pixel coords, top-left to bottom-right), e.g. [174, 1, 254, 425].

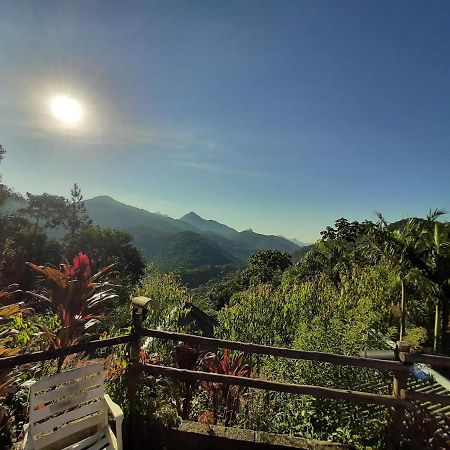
[85, 196, 304, 269]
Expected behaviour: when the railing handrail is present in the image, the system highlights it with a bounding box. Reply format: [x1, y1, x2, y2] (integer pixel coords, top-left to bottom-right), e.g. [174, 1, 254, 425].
[0, 334, 131, 370]
[400, 351, 450, 369]
[141, 327, 408, 372]
[139, 362, 408, 407]
[3, 328, 450, 371]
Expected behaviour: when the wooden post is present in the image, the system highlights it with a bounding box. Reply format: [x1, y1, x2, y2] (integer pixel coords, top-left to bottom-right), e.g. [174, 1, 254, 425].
[434, 301, 440, 352]
[127, 297, 152, 449]
[399, 280, 406, 342]
[390, 341, 410, 448]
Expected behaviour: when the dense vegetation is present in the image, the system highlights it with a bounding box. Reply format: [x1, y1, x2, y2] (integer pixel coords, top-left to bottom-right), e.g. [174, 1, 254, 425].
[1, 145, 450, 449]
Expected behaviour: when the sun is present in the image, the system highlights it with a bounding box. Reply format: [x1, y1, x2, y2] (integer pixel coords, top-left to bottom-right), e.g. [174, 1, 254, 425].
[50, 95, 83, 125]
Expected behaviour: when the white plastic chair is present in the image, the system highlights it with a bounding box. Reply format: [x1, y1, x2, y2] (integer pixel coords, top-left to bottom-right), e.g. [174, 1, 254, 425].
[22, 363, 123, 450]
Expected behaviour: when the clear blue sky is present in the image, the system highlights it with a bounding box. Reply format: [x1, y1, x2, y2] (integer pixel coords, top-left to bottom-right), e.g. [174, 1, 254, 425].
[1, 0, 449, 242]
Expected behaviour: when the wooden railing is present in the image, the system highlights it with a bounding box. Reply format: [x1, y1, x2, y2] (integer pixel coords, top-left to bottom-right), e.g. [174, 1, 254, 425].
[127, 298, 450, 448]
[0, 334, 131, 369]
[1, 296, 450, 448]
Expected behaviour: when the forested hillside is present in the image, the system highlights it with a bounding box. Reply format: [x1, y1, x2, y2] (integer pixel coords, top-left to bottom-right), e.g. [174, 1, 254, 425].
[3, 194, 303, 272]
[84, 195, 301, 269]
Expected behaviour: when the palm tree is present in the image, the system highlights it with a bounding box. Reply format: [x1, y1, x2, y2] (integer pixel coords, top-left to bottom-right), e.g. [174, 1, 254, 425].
[365, 210, 450, 352]
[418, 210, 450, 351]
[363, 213, 426, 341]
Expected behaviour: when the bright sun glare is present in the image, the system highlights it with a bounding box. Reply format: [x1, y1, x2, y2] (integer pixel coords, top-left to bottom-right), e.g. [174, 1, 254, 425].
[50, 95, 83, 125]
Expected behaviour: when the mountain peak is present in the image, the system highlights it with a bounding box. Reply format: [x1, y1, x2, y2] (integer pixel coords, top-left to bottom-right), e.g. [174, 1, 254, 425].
[180, 211, 238, 238]
[182, 211, 203, 220]
[90, 195, 117, 203]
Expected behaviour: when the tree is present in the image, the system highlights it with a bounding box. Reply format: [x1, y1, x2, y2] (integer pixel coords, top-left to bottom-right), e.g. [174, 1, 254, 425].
[364, 213, 431, 342]
[0, 215, 61, 286]
[320, 218, 362, 244]
[21, 192, 68, 232]
[241, 250, 292, 286]
[0, 145, 21, 207]
[65, 183, 91, 237]
[417, 210, 450, 351]
[64, 226, 145, 282]
[290, 218, 376, 287]
[205, 275, 243, 310]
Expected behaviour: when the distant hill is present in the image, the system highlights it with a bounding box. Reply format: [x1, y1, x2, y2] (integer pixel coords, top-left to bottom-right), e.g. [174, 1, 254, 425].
[86, 196, 195, 235]
[179, 211, 300, 259]
[82, 196, 303, 269]
[152, 231, 237, 270]
[287, 237, 309, 247]
[180, 211, 237, 238]
[232, 230, 298, 254]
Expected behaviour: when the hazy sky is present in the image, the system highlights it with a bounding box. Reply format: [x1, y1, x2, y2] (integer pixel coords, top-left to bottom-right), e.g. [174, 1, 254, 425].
[1, 1, 449, 242]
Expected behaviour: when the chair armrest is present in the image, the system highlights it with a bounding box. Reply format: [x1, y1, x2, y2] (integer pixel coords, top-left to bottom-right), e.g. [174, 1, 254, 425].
[21, 423, 30, 449]
[104, 394, 123, 420]
[104, 394, 123, 450]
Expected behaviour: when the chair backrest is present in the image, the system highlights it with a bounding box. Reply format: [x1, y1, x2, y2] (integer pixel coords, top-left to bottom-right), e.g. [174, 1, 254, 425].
[28, 363, 106, 450]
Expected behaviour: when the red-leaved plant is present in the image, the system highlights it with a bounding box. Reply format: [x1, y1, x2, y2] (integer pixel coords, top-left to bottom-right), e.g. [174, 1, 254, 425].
[27, 253, 118, 370]
[199, 349, 251, 426]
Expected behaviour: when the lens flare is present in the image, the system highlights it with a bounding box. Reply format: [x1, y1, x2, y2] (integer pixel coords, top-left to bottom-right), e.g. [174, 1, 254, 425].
[50, 95, 82, 124]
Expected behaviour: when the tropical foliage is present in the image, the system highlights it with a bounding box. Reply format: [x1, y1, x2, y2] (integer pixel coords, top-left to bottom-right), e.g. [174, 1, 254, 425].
[26, 253, 117, 365]
[1, 144, 450, 447]
[199, 349, 251, 426]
